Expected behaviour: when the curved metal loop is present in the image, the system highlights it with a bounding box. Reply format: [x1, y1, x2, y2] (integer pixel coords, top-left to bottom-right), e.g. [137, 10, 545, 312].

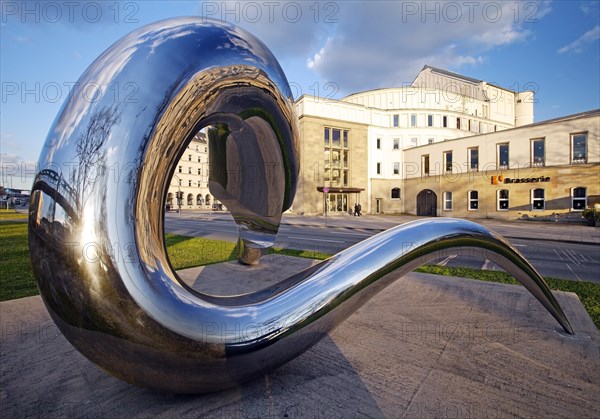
[29, 18, 573, 394]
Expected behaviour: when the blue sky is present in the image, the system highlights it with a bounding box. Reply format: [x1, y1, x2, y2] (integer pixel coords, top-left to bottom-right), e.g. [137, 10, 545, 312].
[1, 0, 599, 189]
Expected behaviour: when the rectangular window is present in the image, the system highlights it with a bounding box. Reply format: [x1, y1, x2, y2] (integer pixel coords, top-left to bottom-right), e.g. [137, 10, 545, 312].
[532, 138, 545, 166]
[393, 114, 399, 127]
[410, 138, 418, 147]
[442, 115, 448, 128]
[443, 192, 452, 211]
[188, 154, 192, 161]
[532, 189, 545, 210]
[428, 138, 434, 144]
[572, 187, 587, 211]
[469, 147, 479, 171]
[393, 162, 400, 175]
[188, 167, 192, 174]
[469, 191, 479, 210]
[178, 179, 182, 186]
[343, 130, 349, 148]
[444, 151, 453, 173]
[197, 168, 202, 175]
[391, 187, 401, 199]
[393, 138, 399, 150]
[376, 138, 381, 149]
[427, 114, 433, 127]
[422, 155, 430, 176]
[343, 151, 348, 168]
[410, 114, 417, 127]
[571, 133, 587, 163]
[457, 118, 461, 130]
[324, 127, 330, 145]
[197, 156, 201, 163]
[497, 189, 509, 210]
[178, 166, 182, 173]
[376, 162, 382, 175]
[498, 143, 509, 169]
[332, 129, 341, 147]
[188, 180, 192, 187]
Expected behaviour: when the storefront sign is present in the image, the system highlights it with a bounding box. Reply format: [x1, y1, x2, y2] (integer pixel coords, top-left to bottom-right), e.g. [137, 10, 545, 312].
[491, 175, 550, 185]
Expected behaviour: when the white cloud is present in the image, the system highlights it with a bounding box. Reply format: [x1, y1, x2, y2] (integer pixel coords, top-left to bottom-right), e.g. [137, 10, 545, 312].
[557, 25, 600, 54]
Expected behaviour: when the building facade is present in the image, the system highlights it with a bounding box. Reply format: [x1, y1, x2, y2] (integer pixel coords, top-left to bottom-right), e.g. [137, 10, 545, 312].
[166, 132, 216, 210]
[293, 66, 599, 218]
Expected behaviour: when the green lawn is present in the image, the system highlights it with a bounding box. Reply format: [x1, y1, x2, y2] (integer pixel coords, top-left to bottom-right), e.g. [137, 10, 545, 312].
[2, 222, 598, 329]
[0, 209, 28, 220]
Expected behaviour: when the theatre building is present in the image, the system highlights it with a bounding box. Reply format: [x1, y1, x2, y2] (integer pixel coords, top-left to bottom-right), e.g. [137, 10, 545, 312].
[292, 65, 599, 218]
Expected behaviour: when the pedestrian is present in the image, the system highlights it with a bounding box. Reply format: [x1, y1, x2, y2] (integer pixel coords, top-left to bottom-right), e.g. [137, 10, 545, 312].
[353, 203, 358, 216]
[357, 203, 362, 217]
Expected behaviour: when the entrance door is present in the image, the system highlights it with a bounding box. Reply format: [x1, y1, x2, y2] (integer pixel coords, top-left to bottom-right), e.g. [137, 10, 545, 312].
[327, 193, 348, 213]
[375, 198, 382, 214]
[417, 189, 437, 216]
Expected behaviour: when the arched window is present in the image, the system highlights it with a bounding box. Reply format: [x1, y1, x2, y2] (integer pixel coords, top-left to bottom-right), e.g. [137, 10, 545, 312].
[497, 189, 509, 210]
[187, 193, 193, 206]
[167, 193, 173, 206]
[390, 187, 400, 199]
[571, 187, 586, 211]
[531, 189, 545, 210]
[205, 194, 211, 206]
[196, 194, 203, 206]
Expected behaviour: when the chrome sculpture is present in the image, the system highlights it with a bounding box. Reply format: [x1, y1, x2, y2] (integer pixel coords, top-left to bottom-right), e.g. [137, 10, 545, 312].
[29, 18, 573, 394]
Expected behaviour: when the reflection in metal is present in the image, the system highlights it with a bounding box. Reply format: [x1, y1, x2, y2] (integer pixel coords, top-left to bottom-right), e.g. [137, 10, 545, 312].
[29, 18, 573, 394]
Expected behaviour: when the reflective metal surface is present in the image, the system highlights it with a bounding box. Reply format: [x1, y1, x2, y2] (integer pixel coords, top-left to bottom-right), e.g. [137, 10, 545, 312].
[29, 18, 573, 394]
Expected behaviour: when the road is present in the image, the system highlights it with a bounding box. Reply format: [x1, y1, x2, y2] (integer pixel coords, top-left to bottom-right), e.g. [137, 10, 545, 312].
[165, 213, 600, 283]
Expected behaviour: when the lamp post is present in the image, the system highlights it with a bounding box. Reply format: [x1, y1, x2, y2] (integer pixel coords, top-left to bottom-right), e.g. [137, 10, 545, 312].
[172, 174, 182, 217]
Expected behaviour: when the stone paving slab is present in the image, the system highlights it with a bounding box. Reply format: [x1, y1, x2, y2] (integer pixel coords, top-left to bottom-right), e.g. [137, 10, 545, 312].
[1, 258, 599, 418]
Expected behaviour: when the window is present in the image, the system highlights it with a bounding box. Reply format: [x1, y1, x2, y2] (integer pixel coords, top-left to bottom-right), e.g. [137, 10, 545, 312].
[468, 119, 471, 131]
[443, 192, 452, 210]
[198, 168, 202, 175]
[188, 167, 192, 174]
[332, 129, 341, 147]
[532, 188, 545, 210]
[188, 180, 192, 187]
[393, 162, 400, 175]
[410, 114, 417, 127]
[498, 143, 509, 169]
[391, 187, 400, 199]
[427, 114, 433, 127]
[376, 138, 381, 149]
[532, 138, 545, 166]
[457, 118, 461, 130]
[571, 187, 587, 211]
[188, 154, 192, 161]
[393, 114, 399, 127]
[469, 147, 479, 171]
[428, 138, 434, 144]
[497, 189, 509, 210]
[444, 151, 453, 173]
[571, 133, 587, 163]
[178, 178, 182, 186]
[376, 162, 382, 175]
[422, 155, 430, 176]
[410, 138, 418, 147]
[468, 191, 479, 210]
[324, 127, 330, 145]
[343, 130, 348, 148]
[442, 115, 448, 128]
[187, 194, 193, 205]
[393, 138, 399, 150]
[178, 166, 182, 173]
[197, 156, 201, 163]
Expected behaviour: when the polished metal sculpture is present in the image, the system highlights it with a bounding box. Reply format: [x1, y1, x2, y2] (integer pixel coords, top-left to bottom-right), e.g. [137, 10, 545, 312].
[29, 18, 573, 394]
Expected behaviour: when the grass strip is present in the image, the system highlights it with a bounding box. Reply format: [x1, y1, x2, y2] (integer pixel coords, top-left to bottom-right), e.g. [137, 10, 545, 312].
[1, 225, 598, 330]
[0, 209, 28, 220]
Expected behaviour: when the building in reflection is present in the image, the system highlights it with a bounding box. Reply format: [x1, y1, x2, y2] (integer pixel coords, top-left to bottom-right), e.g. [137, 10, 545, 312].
[294, 66, 599, 218]
[167, 131, 220, 211]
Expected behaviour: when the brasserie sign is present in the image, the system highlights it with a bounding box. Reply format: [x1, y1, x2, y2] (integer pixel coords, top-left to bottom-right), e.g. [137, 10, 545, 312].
[491, 175, 550, 185]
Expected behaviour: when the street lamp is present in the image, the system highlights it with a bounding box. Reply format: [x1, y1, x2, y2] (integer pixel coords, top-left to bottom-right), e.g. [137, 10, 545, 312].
[172, 174, 182, 217]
